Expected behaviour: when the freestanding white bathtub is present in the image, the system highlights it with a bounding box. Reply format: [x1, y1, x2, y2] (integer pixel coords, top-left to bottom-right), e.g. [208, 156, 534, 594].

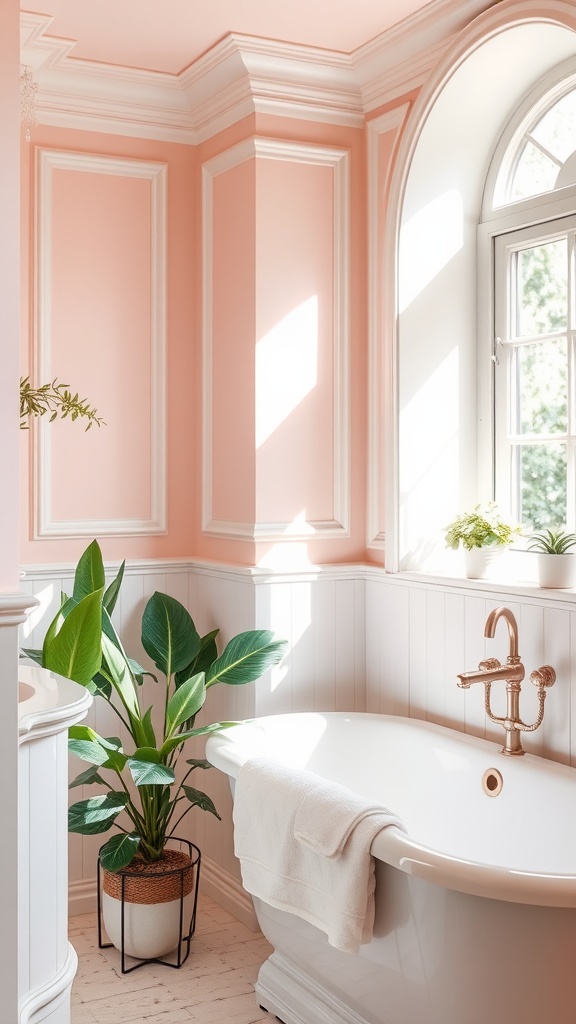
[206, 712, 576, 1024]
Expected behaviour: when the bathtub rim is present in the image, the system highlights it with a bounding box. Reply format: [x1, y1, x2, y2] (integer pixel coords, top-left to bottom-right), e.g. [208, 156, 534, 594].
[206, 710, 576, 909]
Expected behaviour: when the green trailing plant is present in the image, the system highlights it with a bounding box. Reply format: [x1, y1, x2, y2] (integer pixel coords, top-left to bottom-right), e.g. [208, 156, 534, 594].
[22, 540, 287, 873]
[20, 376, 105, 430]
[444, 502, 521, 551]
[528, 528, 576, 554]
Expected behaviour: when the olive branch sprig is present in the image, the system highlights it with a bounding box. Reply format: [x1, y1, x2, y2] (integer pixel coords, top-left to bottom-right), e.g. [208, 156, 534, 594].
[20, 376, 105, 431]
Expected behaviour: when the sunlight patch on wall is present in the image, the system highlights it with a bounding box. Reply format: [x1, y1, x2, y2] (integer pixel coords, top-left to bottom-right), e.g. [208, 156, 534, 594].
[399, 347, 460, 569]
[399, 189, 464, 313]
[256, 296, 318, 448]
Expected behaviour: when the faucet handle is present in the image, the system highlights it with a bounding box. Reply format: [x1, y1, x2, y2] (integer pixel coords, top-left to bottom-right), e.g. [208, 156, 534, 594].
[530, 665, 556, 688]
[479, 657, 501, 671]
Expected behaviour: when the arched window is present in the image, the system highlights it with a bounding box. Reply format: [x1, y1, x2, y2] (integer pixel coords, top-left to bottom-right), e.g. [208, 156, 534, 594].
[483, 59, 576, 532]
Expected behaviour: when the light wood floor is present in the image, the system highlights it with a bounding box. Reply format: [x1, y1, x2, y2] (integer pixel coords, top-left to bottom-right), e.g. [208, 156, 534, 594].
[70, 894, 274, 1024]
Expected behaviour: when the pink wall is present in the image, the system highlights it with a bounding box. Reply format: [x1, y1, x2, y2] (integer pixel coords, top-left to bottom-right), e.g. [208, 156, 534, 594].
[211, 157, 256, 527]
[195, 114, 367, 567]
[20, 109, 369, 570]
[255, 156, 334, 525]
[20, 126, 197, 566]
[49, 166, 152, 523]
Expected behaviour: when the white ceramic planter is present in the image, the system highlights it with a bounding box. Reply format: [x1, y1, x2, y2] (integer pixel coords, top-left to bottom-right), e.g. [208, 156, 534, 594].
[102, 890, 195, 960]
[464, 546, 503, 579]
[537, 552, 576, 589]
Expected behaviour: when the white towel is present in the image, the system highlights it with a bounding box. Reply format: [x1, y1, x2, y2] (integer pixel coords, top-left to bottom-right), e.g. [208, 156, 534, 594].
[233, 757, 405, 955]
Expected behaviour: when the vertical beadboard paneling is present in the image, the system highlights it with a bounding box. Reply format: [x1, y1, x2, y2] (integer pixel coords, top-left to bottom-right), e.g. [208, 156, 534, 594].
[365, 579, 382, 713]
[542, 606, 571, 763]
[425, 589, 446, 726]
[289, 581, 316, 712]
[353, 578, 366, 711]
[518, 603, 545, 757]
[408, 586, 427, 718]
[443, 593, 466, 730]
[313, 578, 336, 711]
[378, 583, 409, 715]
[462, 595, 489, 738]
[334, 579, 361, 712]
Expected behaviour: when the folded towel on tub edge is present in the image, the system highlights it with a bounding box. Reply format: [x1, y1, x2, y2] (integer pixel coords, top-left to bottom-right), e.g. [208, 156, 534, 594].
[232, 756, 405, 955]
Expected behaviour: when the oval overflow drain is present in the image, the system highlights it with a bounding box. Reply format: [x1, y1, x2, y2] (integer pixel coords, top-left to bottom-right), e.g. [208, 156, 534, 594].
[482, 767, 503, 797]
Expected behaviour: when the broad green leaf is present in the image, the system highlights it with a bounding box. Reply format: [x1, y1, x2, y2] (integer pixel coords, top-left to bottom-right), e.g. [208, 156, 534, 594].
[166, 673, 205, 736]
[182, 785, 221, 819]
[69, 765, 105, 789]
[68, 792, 128, 834]
[185, 758, 211, 770]
[127, 658, 157, 685]
[20, 647, 43, 666]
[43, 589, 103, 686]
[73, 540, 106, 603]
[69, 724, 103, 742]
[88, 671, 112, 700]
[99, 832, 141, 872]
[175, 630, 219, 688]
[103, 560, 125, 616]
[206, 631, 287, 687]
[68, 727, 124, 769]
[127, 758, 175, 786]
[130, 746, 161, 762]
[141, 592, 201, 678]
[101, 632, 139, 718]
[40, 592, 75, 662]
[159, 721, 237, 760]
[68, 739, 111, 766]
[141, 706, 157, 747]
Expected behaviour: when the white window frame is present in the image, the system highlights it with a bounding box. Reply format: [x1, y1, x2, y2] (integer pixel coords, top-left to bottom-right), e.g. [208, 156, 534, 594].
[492, 216, 576, 529]
[479, 59, 576, 535]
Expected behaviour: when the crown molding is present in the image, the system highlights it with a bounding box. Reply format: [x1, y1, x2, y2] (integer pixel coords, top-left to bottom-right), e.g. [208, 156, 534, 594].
[20, 1, 497, 142]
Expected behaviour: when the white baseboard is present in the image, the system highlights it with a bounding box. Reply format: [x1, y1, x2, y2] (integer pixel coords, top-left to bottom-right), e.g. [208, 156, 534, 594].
[68, 858, 259, 932]
[69, 878, 97, 918]
[198, 856, 259, 931]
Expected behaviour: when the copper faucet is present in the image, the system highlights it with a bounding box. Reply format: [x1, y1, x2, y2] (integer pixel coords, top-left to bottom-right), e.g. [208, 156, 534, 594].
[457, 607, 555, 756]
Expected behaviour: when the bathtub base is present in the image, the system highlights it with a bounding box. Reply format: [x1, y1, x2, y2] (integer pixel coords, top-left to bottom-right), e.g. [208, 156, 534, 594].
[257, 951, 369, 1024]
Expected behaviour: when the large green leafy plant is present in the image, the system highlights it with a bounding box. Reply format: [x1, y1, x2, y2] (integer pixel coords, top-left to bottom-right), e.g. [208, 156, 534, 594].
[22, 540, 287, 873]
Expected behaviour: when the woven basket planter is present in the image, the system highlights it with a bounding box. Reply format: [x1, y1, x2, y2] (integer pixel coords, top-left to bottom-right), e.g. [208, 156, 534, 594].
[100, 844, 200, 964]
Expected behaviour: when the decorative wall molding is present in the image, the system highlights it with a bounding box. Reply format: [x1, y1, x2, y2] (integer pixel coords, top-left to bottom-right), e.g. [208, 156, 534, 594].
[34, 148, 167, 539]
[20, 2, 496, 143]
[366, 106, 410, 553]
[201, 137, 350, 543]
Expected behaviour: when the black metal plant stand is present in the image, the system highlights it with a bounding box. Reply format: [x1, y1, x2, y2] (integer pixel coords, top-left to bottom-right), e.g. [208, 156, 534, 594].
[97, 838, 201, 974]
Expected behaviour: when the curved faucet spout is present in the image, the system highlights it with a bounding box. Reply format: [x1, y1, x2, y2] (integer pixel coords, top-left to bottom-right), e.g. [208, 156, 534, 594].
[484, 607, 519, 660]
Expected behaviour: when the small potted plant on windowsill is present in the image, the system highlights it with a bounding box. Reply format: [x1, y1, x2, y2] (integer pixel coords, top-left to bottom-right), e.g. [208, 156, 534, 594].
[444, 502, 522, 579]
[528, 529, 576, 589]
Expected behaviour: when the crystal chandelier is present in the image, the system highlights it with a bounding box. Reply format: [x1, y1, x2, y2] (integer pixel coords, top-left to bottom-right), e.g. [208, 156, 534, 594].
[20, 65, 38, 142]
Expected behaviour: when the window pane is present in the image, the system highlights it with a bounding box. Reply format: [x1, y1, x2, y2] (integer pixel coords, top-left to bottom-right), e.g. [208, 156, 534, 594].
[517, 239, 567, 336]
[518, 442, 567, 529]
[531, 89, 576, 163]
[512, 141, 561, 200]
[515, 338, 567, 434]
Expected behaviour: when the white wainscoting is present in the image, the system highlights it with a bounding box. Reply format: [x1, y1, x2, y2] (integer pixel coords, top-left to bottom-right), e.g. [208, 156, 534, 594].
[364, 569, 576, 768]
[19, 558, 576, 922]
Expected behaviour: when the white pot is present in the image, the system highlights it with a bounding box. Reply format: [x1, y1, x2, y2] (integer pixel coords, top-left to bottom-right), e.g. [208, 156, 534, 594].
[464, 546, 503, 579]
[102, 889, 194, 960]
[100, 846, 198, 961]
[537, 552, 576, 589]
